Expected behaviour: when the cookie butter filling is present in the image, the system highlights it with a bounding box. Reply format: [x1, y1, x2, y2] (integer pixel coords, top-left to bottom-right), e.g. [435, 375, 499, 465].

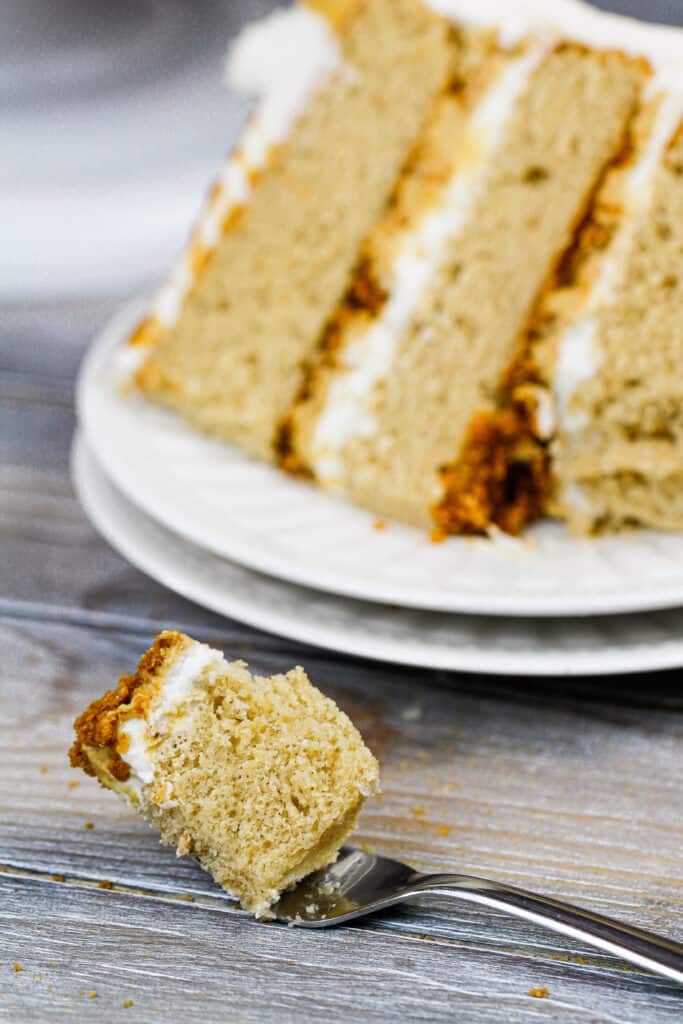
[309, 39, 549, 485]
[117, 641, 224, 797]
[150, 5, 341, 327]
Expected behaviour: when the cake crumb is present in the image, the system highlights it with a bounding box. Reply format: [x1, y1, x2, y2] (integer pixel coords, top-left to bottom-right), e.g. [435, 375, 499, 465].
[180, 894, 194, 902]
[13, 963, 23, 973]
[98, 880, 113, 890]
[40, 765, 49, 774]
[576, 954, 587, 965]
[123, 1000, 134, 1008]
[412, 806, 426, 818]
[68, 780, 80, 789]
[84, 821, 94, 830]
[52, 875, 65, 883]
[288, 960, 296, 966]
[176, 830, 192, 857]
[436, 824, 452, 837]
[529, 987, 548, 998]
[88, 991, 97, 999]
[373, 519, 387, 531]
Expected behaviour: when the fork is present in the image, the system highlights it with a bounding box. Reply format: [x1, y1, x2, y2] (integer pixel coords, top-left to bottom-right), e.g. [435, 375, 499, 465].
[273, 847, 683, 984]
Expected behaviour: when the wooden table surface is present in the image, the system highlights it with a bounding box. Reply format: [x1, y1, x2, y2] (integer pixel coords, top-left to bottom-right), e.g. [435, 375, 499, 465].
[1, 300, 682, 1023]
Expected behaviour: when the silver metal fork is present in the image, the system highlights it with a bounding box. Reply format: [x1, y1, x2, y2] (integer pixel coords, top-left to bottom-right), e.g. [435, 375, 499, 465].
[274, 847, 683, 985]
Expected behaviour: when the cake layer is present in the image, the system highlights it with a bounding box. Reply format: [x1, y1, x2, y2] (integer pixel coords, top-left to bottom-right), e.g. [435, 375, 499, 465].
[542, 99, 683, 533]
[70, 631, 379, 916]
[134, 0, 454, 461]
[289, 43, 644, 530]
[283, 30, 523, 481]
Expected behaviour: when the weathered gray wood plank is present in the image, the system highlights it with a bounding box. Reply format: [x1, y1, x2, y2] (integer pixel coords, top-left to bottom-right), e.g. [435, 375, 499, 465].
[2, 615, 682, 979]
[3, 305, 683, 1018]
[3, 874, 683, 1024]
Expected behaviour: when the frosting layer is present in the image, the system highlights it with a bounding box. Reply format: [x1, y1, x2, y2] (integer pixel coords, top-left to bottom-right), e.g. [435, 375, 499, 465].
[310, 41, 549, 484]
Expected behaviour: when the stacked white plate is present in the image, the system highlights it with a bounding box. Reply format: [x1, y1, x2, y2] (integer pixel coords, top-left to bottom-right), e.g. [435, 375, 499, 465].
[74, 301, 683, 676]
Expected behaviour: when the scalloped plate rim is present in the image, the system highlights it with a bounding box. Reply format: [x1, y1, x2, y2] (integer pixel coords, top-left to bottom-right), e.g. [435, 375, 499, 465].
[71, 434, 683, 677]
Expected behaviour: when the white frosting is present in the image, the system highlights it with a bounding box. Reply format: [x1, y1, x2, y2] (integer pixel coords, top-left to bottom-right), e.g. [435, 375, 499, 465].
[310, 42, 548, 484]
[150, 5, 340, 328]
[426, 0, 545, 48]
[425, 0, 683, 89]
[118, 718, 152, 787]
[554, 319, 602, 434]
[533, 388, 556, 441]
[554, 92, 683, 435]
[226, 6, 341, 155]
[118, 641, 224, 790]
[153, 258, 193, 327]
[115, 341, 149, 379]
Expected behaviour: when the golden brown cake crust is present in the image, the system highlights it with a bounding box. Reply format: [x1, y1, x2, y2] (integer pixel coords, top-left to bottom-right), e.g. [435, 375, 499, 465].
[69, 630, 190, 780]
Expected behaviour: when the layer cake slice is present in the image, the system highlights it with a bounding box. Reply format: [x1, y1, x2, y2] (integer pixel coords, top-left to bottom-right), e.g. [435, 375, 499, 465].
[70, 631, 379, 916]
[124, 0, 683, 538]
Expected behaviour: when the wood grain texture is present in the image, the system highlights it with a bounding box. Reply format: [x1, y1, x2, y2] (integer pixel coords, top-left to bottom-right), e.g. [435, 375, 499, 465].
[3, 873, 683, 1024]
[2, 302, 683, 1020]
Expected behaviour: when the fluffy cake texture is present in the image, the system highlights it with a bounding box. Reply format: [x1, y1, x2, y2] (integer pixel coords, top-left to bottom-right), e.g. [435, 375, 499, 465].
[135, 0, 453, 460]
[70, 632, 379, 916]
[129, 0, 683, 537]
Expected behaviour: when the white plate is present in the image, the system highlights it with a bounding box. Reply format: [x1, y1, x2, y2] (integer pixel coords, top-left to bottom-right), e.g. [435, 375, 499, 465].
[78, 300, 683, 618]
[73, 432, 683, 676]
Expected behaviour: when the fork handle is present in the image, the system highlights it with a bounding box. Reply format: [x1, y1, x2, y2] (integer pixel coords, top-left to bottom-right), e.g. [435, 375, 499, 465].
[412, 874, 683, 984]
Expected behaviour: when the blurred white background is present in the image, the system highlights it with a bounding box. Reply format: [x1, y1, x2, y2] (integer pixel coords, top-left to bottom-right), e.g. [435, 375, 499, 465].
[2, 0, 682, 303]
[2, 0, 279, 301]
